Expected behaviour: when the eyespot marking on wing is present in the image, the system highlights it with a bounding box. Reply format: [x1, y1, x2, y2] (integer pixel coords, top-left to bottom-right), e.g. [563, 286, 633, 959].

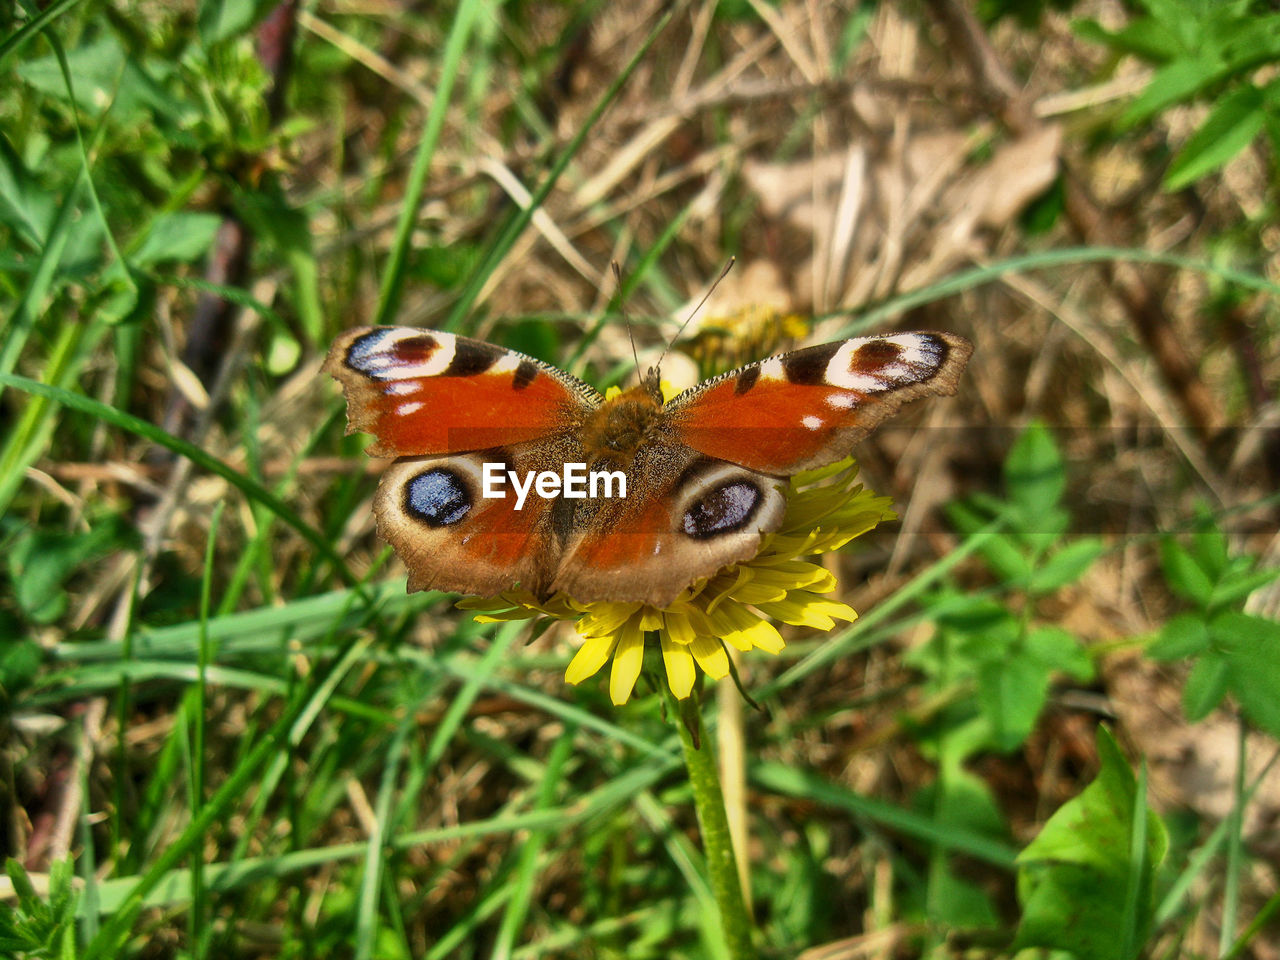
[404, 468, 472, 527]
[824, 334, 949, 393]
[682, 479, 765, 539]
[346, 329, 458, 380]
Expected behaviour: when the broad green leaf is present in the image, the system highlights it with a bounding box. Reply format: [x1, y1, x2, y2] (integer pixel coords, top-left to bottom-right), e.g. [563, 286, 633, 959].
[198, 0, 268, 47]
[1121, 56, 1227, 127]
[1159, 539, 1214, 606]
[7, 519, 131, 624]
[1213, 611, 1280, 738]
[1217, 13, 1280, 71]
[1190, 517, 1230, 576]
[410, 243, 484, 291]
[1029, 537, 1104, 593]
[1015, 729, 1168, 960]
[1183, 653, 1229, 721]
[0, 134, 55, 249]
[131, 212, 223, 266]
[16, 37, 126, 113]
[929, 864, 1000, 928]
[1208, 563, 1280, 609]
[1149, 612, 1212, 659]
[1072, 16, 1186, 62]
[1165, 84, 1266, 190]
[1025, 625, 1094, 681]
[977, 657, 1048, 751]
[1004, 421, 1065, 517]
[973, 531, 1034, 582]
[0, 631, 42, 693]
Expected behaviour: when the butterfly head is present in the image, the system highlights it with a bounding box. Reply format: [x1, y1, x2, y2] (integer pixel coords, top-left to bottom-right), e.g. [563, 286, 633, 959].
[579, 379, 664, 465]
[642, 364, 666, 405]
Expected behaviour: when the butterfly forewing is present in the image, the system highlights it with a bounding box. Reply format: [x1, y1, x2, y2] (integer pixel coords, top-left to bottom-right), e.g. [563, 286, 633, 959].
[664, 332, 972, 475]
[325, 326, 602, 458]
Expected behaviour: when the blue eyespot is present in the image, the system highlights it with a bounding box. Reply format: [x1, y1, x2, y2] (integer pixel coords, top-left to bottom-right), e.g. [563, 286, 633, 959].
[682, 480, 761, 539]
[405, 469, 471, 527]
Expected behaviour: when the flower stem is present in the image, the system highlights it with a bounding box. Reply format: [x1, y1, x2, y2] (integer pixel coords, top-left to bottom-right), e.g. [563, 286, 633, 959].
[670, 689, 756, 959]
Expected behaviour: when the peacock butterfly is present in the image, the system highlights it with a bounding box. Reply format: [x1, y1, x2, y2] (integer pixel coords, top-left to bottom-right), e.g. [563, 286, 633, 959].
[326, 325, 972, 605]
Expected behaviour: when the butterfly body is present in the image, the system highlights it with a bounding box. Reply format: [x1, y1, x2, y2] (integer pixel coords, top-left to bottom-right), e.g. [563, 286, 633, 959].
[327, 325, 971, 605]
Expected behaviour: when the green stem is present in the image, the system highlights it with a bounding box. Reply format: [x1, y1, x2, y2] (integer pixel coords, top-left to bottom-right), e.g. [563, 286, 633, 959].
[669, 690, 756, 959]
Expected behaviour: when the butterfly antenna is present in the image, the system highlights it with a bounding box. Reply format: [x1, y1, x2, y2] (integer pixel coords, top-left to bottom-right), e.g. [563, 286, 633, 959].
[653, 256, 735, 374]
[611, 260, 643, 383]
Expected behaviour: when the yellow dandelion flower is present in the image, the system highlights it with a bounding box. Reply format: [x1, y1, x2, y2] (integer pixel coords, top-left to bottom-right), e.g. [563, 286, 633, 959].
[459, 458, 896, 705]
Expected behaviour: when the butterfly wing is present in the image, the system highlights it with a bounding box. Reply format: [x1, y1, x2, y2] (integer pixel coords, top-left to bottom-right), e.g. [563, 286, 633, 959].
[550, 447, 787, 605]
[325, 326, 602, 457]
[372, 438, 584, 598]
[549, 331, 971, 605]
[664, 331, 972, 474]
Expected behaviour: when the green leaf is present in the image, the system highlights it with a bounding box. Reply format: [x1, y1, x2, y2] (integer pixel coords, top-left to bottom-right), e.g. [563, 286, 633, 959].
[1165, 84, 1266, 189]
[1208, 562, 1280, 609]
[1217, 13, 1280, 71]
[0, 134, 56, 249]
[15, 36, 127, 115]
[198, 0, 269, 47]
[1160, 538, 1214, 607]
[1186, 514, 1229, 579]
[973, 531, 1034, 582]
[929, 863, 1000, 928]
[1, 857, 79, 956]
[1029, 537, 1104, 593]
[7, 519, 131, 624]
[131, 212, 223, 267]
[1212, 611, 1280, 738]
[1015, 729, 1168, 960]
[1025, 625, 1095, 681]
[1121, 56, 1227, 127]
[0, 631, 42, 694]
[1183, 653, 1229, 721]
[409, 243, 483, 291]
[1072, 17, 1186, 62]
[944, 495, 997, 535]
[1004, 421, 1065, 518]
[1149, 612, 1212, 659]
[977, 657, 1049, 751]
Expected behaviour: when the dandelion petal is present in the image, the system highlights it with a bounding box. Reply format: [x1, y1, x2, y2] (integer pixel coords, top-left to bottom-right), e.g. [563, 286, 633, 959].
[609, 621, 645, 705]
[660, 634, 696, 698]
[565, 632, 618, 685]
[690, 636, 730, 678]
[663, 609, 697, 645]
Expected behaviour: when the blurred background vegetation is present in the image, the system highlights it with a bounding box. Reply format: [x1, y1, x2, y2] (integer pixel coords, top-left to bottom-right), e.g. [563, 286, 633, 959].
[1, 0, 1279, 956]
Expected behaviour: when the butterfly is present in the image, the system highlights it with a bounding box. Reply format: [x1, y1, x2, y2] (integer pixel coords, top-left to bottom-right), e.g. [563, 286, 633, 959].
[326, 326, 972, 606]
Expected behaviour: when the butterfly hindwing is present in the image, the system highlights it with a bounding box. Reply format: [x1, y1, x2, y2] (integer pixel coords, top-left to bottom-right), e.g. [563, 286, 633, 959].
[665, 332, 972, 475]
[550, 446, 787, 605]
[372, 435, 585, 597]
[325, 326, 602, 457]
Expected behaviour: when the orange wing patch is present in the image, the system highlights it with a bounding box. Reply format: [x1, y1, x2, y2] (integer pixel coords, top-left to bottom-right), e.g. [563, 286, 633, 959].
[325, 327, 600, 457]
